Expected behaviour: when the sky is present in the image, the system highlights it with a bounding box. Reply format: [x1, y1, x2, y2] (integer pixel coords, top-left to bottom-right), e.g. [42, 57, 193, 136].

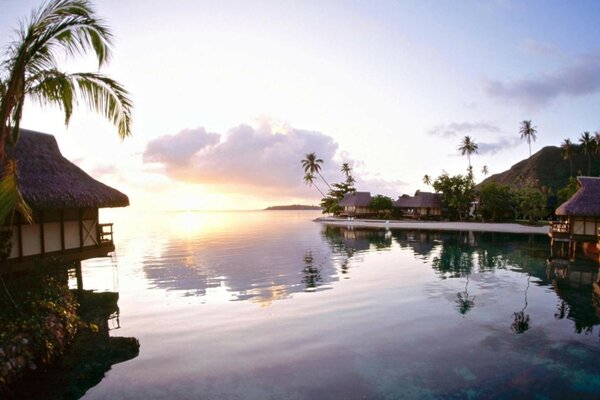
[1, 0, 600, 210]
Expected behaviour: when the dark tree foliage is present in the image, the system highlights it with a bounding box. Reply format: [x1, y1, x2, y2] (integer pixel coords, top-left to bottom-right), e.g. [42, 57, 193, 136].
[432, 172, 476, 221]
[478, 182, 514, 222]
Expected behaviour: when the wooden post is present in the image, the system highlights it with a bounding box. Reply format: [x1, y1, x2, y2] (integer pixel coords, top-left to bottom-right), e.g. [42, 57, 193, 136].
[78, 208, 83, 249]
[17, 213, 22, 260]
[60, 209, 65, 253]
[39, 210, 45, 255]
[75, 261, 83, 291]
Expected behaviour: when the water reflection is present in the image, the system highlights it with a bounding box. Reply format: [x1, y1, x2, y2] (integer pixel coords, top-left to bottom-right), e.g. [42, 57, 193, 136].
[327, 226, 600, 334]
[130, 211, 600, 333]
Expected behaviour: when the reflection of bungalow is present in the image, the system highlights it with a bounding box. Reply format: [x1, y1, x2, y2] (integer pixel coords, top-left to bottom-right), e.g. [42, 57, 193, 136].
[550, 177, 600, 261]
[394, 191, 442, 220]
[2, 130, 129, 272]
[339, 191, 373, 217]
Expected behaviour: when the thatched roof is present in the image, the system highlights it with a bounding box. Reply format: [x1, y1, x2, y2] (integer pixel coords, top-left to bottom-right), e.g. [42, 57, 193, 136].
[394, 191, 441, 209]
[555, 177, 600, 217]
[7, 129, 129, 209]
[338, 191, 371, 207]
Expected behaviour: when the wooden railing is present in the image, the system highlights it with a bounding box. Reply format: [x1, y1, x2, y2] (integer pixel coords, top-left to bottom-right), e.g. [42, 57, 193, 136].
[98, 223, 114, 244]
[550, 221, 570, 234]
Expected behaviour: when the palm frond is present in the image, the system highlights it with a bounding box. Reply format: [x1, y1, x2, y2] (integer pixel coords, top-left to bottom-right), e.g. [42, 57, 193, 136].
[26, 68, 74, 125]
[72, 72, 132, 139]
[0, 160, 32, 224]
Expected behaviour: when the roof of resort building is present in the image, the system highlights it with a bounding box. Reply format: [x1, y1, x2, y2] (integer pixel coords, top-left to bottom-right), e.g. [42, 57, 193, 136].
[338, 191, 371, 207]
[8, 129, 129, 209]
[555, 176, 600, 216]
[394, 191, 441, 208]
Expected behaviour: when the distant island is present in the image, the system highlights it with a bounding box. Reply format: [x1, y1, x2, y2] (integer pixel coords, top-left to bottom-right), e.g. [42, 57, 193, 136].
[264, 205, 322, 211]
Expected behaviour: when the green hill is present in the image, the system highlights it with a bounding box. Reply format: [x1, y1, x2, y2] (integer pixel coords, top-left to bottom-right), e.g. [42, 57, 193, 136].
[479, 145, 600, 191]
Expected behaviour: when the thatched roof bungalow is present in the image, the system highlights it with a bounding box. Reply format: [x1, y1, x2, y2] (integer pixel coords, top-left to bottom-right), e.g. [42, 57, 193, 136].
[550, 177, 600, 261]
[394, 191, 442, 220]
[338, 191, 373, 217]
[2, 129, 129, 272]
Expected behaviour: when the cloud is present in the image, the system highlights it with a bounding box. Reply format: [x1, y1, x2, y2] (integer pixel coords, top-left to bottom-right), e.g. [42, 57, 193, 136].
[143, 127, 220, 166]
[427, 122, 500, 137]
[143, 122, 340, 196]
[518, 39, 558, 57]
[477, 137, 521, 155]
[485, 55, 600, 108]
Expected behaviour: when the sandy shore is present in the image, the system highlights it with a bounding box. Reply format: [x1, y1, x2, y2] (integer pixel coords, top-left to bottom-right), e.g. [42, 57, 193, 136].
[316, 217, 550, 235]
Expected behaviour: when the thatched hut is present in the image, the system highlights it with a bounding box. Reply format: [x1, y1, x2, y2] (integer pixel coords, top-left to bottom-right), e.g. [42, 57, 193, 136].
[551, 177, 600, 261]
[2, 129, 129, 271]
[394, 191, 442, 220]
[338, 191, 373, 217]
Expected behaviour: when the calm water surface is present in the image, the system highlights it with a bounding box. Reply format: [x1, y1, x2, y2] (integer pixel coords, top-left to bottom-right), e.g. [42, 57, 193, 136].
[77, 210, 600, 399]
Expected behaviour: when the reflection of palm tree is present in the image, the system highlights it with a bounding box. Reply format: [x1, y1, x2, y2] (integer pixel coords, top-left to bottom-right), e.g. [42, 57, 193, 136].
[511, 275, 531, 334]
[301, 250, 322, 291]
[455, 274, 475, 316]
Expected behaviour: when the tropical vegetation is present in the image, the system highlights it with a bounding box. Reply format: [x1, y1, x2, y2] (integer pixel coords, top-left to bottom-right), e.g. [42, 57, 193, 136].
[519, 120, 537, 159]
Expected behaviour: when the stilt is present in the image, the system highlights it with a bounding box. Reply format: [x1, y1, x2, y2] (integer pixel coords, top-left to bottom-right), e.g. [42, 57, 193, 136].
[75, 261, 83, 291]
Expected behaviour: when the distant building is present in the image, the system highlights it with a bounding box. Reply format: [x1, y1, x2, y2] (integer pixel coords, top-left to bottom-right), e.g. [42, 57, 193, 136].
[394, 191, 442, 220]
[550, 177, 600, 261]
[338, 191, 373, 217]
[1, 129, 129, 272]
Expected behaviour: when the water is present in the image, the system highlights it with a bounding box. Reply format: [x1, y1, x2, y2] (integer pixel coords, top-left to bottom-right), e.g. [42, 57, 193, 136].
[75, 210, 599, 399]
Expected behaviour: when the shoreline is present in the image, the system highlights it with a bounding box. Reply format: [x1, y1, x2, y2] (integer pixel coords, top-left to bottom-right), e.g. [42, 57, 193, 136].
[315, 217, 550, 235]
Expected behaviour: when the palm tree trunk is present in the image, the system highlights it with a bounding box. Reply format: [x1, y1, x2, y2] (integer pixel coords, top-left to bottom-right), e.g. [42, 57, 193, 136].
[317, 171, 332, 191]
[588, 156, 591, 176]
[313, 183, 326, 197]
[570, 159, 573, 177]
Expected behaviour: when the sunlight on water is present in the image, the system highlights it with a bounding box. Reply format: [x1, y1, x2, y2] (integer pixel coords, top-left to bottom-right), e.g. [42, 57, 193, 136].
[75, 210, 600, 400]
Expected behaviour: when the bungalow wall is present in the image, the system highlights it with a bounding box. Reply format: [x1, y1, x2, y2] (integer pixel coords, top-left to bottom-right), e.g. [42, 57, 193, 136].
[8, 207, 101, 259]
[571, 216, 600, 237]
[343, 206, 372, 216]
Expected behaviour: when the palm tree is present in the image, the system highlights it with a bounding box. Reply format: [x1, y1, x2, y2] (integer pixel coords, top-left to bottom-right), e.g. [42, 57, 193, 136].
[519, 120, 537, 159]
[561, 138, 574, 177]
[341, 162, 351, 178]
[0, 0, 133, 223]
[340, 162, 355, 186]
[458, 136, 478, 169]
[481, 165, 489, 176]
[579, 131, 596, 175]
[301, 152, 331, 190]
[423, 174, 431, 186]
[303, 173, 325, 197]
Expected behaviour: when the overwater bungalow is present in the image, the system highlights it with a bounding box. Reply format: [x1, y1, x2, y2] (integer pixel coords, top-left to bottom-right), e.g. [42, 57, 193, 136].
[394, 191, 442, 220]
[550, 177, 600, 261]
[1, 129, 129, 273]
[338, 191, 373, 217]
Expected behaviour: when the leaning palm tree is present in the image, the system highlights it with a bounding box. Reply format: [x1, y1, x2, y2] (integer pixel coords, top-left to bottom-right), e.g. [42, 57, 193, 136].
[303, 173, 325, 197]
[301, 152, 331, 190]
[481, 165, 489, 176]
[422, 174, 431, 186]
[579, 131, 596, 175]
[0, 0, 133, 223]
[458, 136, 478, 169]
[519, 120, 537, 159]
[561, 138, 574, 177]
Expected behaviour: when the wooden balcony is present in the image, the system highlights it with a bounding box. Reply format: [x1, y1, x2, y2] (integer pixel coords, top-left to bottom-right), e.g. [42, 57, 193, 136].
[549, 221, 570, 241]
[98, 223, 114, 244]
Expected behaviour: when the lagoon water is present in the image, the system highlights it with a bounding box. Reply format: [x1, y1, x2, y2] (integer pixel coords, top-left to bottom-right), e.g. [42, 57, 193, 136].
[77, 210, 599, 399]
